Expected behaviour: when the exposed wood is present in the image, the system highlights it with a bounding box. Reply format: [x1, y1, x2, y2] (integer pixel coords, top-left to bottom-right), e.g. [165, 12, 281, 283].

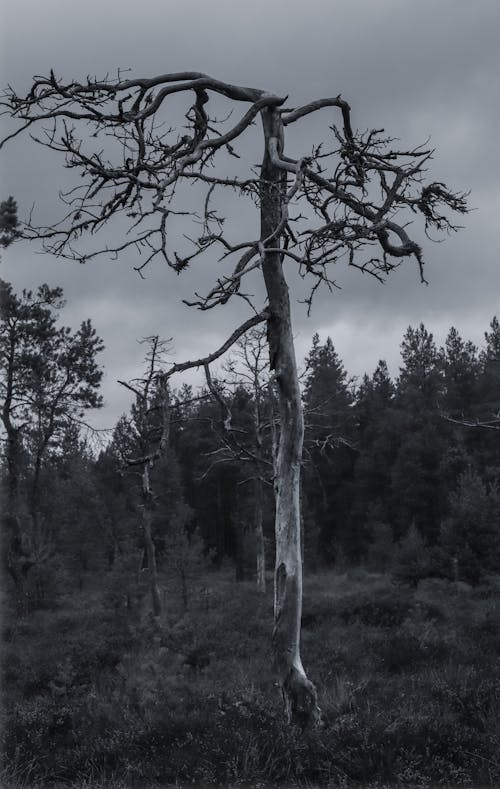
[260, 106, 320, 727]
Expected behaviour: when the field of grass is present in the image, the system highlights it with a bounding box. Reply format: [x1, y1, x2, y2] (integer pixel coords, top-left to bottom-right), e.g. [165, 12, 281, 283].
[2, 567, 500, 787]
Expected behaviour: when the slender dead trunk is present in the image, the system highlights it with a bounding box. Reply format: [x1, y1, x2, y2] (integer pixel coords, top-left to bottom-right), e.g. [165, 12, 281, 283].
[260, 107, 320, 728]
[126, 366, 171, 618]
[142, 464, 162, 617]
[254, 474, 266, 592]
[253, 383, 266, 592]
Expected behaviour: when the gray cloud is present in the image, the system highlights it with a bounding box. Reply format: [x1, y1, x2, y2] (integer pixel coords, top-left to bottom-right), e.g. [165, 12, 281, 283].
[2, 0, 499, 429]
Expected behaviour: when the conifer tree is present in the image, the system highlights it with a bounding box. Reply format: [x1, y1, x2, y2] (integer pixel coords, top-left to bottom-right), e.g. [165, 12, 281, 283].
[441, 468, 500, 583]
[352, 360, 398, 556]
[302, 334, 356, 561]
[0, 279, 104, 605]
[442, 327, 480, 416]
[479, 317, 500, 418]
[0, 196, 18, 249]
[392, 324, 446, 542]
[398, 323, 444, 406]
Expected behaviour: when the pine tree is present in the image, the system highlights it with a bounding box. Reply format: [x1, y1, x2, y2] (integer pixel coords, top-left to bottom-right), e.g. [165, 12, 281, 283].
[0, 279, 104, 606]
[0, 196, 18, 249]
[302, 334, 356, 562]
[442, 326, 480, 416]
[352, 360, 399, 559]
[398, 323, 444, 407]
[479, 316, 500, 418]
[391, 324, 447, 542]
[440, 468, 500, 584]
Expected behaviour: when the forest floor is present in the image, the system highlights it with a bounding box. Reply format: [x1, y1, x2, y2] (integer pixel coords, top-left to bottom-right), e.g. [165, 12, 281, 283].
[2, 566, 500, 788]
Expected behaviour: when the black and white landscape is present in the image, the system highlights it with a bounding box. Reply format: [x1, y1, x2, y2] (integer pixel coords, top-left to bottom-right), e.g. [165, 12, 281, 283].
[1, 2, 500, 787]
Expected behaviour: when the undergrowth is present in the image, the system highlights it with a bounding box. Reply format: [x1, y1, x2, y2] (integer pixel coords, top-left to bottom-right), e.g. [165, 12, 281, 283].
[2, 568, 500, 787]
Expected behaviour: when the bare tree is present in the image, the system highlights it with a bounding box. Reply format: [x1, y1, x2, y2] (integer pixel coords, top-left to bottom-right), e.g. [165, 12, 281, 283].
[202, 326, 273, 591]
[225, 327, 273, 592]
[1, 71, 467, 726]
[118, 337, 171, 617]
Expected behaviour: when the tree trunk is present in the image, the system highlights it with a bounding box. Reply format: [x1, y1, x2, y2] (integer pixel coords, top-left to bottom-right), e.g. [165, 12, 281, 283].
[254, 475, 266, 592]
[260, 107, 320, 728]
[253, 377, 266, 592]
[2, 329, 25, 599]
[3, 432, 36, 610]
[142, 465, 162, 617]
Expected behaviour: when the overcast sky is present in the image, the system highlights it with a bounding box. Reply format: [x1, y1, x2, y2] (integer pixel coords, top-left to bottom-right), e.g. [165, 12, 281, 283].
[1, 0, 499, 430]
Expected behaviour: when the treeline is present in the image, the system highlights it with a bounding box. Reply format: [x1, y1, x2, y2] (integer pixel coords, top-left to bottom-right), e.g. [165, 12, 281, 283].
[2, 277, 500, 615]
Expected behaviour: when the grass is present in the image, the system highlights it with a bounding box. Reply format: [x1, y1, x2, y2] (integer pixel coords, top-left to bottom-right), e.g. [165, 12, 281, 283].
[2, 566, 500, 787]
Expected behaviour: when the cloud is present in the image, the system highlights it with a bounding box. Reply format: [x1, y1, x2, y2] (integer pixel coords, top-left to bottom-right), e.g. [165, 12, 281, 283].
[2, 0, 499, 427]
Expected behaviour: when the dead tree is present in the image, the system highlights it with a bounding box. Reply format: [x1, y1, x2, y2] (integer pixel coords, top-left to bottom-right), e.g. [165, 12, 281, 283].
[231, 328, 273, 593]
[1, 71, 467, 726]
[118, 337, 171, 617]
[210, 327, 273, 592]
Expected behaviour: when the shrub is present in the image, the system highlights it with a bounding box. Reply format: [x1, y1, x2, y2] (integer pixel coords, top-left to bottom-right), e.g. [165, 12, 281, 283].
[392, 522, 438, 585]
[440, 469, 500, 584]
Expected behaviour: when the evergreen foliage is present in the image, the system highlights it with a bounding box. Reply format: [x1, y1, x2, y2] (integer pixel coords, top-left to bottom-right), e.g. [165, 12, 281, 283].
[2, 278, 500, 785]
[0, 196, 18, 248]
[441, 468, 500, 584]
[302, 334, 357, 563]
